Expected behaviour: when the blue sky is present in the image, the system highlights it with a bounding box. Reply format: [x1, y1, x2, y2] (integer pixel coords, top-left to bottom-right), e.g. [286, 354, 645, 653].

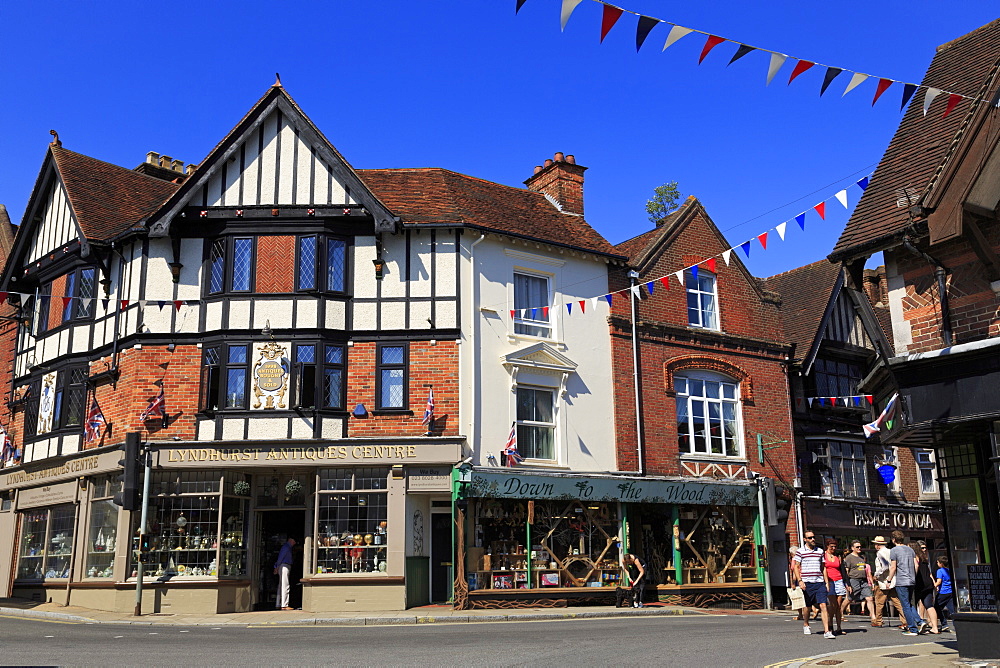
[2, 1, 997, 279]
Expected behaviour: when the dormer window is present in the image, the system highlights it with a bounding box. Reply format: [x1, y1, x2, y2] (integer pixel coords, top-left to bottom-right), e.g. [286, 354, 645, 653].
[514, 272, 551, 338]
[685, 269, 718, 330]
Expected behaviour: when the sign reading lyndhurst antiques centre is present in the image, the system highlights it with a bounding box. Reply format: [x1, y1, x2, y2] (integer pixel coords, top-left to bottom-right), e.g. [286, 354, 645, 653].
[466, 471, 756, 506]
[151, 442, 463, 468]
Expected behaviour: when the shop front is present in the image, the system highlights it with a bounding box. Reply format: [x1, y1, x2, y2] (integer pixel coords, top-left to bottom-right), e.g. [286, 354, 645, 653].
[453, 468, 765, 610]
[0, 439, 463, 614]
[802, 498, 946, 562]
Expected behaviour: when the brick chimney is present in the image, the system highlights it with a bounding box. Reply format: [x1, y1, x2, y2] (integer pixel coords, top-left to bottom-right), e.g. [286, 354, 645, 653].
[862, 266, 888, 306]
[524, 152, 587, 216]
[134, 151, 196, 183]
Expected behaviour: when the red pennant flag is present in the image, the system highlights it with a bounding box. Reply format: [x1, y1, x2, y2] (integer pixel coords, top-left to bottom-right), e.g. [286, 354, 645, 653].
[796, 397, 803, 407]
[698, 35, 726, 64]
[659, 277, 670, 290]
[173, 300, 184, 311]
[872, 78, 893, 106]
[578, 299, 586, 314]
[814, 202, 826, 220]
[542, 306, 549, 319]
[0, 292, 7, 305]
[705, 258, 717, 274]
[120, 299, 130, 310]
[510, 310, 515, 320]
[942, 93, 962, 118]
[757, 232, 768, 250]
[62, 296, 73, 310]
[787, 60, 815, 85]
[865, 394, 873, 404]
[600, 4, 623, 43]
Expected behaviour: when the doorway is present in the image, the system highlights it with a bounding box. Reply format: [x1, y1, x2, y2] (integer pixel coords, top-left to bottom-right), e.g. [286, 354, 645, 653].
[256, 510, 306, 610]
[430, 512, 452, 603]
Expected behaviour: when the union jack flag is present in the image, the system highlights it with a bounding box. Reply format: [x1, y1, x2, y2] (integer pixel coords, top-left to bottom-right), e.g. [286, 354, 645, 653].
[421, 388, 435, 426]
[862, 392, 898, 438]
[0, 423, 13, 466]
[139, 386, 167, 427]
[503, 422, 522, 467]
[85, 396, 107, 443]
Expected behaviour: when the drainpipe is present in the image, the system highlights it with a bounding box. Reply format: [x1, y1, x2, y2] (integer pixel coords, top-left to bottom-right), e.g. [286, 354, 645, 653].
[468, 232, 486, 462]
[902, 237, 952, 347]
[628, 270, 645, 476]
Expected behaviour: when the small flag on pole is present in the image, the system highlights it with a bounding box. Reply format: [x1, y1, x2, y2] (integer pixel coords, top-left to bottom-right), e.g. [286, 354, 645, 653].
[503, 422, 523, 467]
[862, 392, 898, 438]
[139, 385, 168, 428]
[85, 396, 108, 443]
[422, 387, 435, 426]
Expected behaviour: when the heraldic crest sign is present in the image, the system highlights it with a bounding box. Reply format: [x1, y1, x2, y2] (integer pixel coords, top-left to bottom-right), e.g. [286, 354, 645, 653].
[252, 341, 290, 409]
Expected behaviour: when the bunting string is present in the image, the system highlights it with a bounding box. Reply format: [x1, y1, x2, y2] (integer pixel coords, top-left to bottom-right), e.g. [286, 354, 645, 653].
[801, 395, 874, 408]
[505, 172, 873, 320]
[521, 0, 1000, 116]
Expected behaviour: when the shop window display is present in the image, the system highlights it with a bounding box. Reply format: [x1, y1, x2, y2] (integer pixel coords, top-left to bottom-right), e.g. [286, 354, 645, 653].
[86, 475, 119, 578]
[315, 468, 389, 574]
[467, 499, 622, 590]
[135, 471, 248, 578]
[16, 504, 76, 580]
[679, 505, 758, 584]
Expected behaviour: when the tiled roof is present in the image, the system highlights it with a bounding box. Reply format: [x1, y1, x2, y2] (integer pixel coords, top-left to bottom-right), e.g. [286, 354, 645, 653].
[762, 259, 842, 360]
[357, 168, 621, 257]
[614, 226, 661, 261]
[51, 146, 178, 240]
[831, 19, 1000, 260]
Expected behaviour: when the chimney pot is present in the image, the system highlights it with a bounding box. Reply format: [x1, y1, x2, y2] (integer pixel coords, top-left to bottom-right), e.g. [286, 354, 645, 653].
[554, 152, 565, 162]
[544, 159, 553, 168]
[565, 154, 576, 165]
[159, 155, 173, 168]
[533, 165, 543, 175]
[171, 159, 184, 172]
[186, 164, 198, 175]
[146, 151, 160, 165]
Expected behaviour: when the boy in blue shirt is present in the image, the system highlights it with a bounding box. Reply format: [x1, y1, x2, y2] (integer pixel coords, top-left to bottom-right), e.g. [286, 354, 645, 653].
[933, 555, 953, 633]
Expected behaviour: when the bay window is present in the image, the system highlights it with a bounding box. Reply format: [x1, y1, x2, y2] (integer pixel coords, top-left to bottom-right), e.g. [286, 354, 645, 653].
[676, 371, 741, 457]
[295, 235, 349, 293]
[294, 343, 346, 409]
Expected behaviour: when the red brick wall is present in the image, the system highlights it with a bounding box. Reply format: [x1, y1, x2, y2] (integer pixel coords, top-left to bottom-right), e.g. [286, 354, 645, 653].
[888, 221, 1000, 353]
[47, 274, 67, 331]
[608, 203, 796, 532]
[346, 340, 459, 438]
[256, 235, 295, 293]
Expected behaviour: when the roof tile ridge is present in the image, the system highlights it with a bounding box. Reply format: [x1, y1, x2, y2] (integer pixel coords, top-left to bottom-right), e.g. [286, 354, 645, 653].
[763, 258, 836, 281]
[935, 18, 1000, 53]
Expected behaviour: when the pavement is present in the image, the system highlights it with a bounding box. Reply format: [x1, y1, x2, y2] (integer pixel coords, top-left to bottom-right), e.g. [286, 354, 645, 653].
[0, 597, 706, 627]
[782, 641, 997, 668]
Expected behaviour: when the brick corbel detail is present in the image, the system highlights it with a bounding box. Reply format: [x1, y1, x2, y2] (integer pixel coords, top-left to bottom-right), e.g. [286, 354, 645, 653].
[663, 355, 754, 403]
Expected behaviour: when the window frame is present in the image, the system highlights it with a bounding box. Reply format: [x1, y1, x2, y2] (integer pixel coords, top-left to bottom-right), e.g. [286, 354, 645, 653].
[295, 235, 349, 294]
[675, 370, 743, 458]
[812, 440, 869, 498]
[915, 449, 938, 496]
[293, 343, 347, 410]
[685, 269, 719, 331]
[375, 343, 408, 411]
[513, 271, 553, 339]
[205, 236, 257, 296]
[515, 385, 557, 462]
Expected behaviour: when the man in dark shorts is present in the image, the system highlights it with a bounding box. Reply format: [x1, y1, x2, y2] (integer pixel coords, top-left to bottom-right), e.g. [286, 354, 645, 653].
[843, 540, 876, 625]
[792, 531, 834, 639]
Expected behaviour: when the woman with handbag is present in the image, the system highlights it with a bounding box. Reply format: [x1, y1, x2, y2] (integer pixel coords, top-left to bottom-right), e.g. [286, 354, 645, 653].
[823, 539, 846, 635]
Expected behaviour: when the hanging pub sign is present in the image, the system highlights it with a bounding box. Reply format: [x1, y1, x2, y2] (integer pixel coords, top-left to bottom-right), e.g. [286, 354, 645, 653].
[252, 341, 289, 410]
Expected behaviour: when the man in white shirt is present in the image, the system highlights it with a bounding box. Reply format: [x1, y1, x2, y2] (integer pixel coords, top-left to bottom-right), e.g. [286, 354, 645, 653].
[792, 531, 834, 639]
[872, 535, 904, 626]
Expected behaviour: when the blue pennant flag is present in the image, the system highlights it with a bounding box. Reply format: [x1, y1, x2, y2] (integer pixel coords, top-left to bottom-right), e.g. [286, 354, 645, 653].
[856, 176, 870, 191]
[795, 213, 807, 231]
[740, 241, 752, 258]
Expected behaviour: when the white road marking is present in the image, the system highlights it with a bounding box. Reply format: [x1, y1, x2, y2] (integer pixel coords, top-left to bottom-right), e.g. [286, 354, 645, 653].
[179, 630, 189, 633]
[114, 635, 123, 639]
[44, 635, 53, 638]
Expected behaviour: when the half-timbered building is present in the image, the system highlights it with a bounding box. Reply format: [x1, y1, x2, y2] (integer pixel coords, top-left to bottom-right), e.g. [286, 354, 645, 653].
[0, 84, 623, 614]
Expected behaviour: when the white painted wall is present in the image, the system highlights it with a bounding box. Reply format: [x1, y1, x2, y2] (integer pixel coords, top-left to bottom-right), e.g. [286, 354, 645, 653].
[883, 252, 912, 354]
[459, 231, 617, 473]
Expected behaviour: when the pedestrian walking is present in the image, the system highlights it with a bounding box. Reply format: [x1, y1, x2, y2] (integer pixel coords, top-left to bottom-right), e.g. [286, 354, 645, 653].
[823, 539, 846, 635]
[842, 540, 876, 626]
[912, 541, 938, 633]
[622, 553, 646, 608]
[887, 530, 924, 635]
[933, 555, 954, 633]
[273, 536, 296, 610]
[872, 535, 905, 627]
[792, 531, 835, 639]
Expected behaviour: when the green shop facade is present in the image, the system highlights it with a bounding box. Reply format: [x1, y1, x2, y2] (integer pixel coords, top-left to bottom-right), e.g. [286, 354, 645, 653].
[453, 468, 766, 610]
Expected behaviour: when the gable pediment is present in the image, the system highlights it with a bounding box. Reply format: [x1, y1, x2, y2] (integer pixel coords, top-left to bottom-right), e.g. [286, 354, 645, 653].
[146, 87, 398, 236]
[502, 342, 578, 375]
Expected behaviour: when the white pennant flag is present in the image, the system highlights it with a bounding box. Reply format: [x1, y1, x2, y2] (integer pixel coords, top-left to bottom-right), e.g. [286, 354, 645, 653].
[721, 249, 732, 266]
[808, 398, 814, 408]
[560, 0, 584, 31]
[137, 300, 147, 309]
[591, 296, 600, 311]
[843, 72, 868, 96]
[674, 269, 685, 285]
[81, 298, 93, 312]
[631, 285, 642, 299]
[662, 25, 693, 51]
[835, 189, 849, 209]
[923, 87, 942, 115]
[766, 53, 787, 86]
[775, 222, 787, 241]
